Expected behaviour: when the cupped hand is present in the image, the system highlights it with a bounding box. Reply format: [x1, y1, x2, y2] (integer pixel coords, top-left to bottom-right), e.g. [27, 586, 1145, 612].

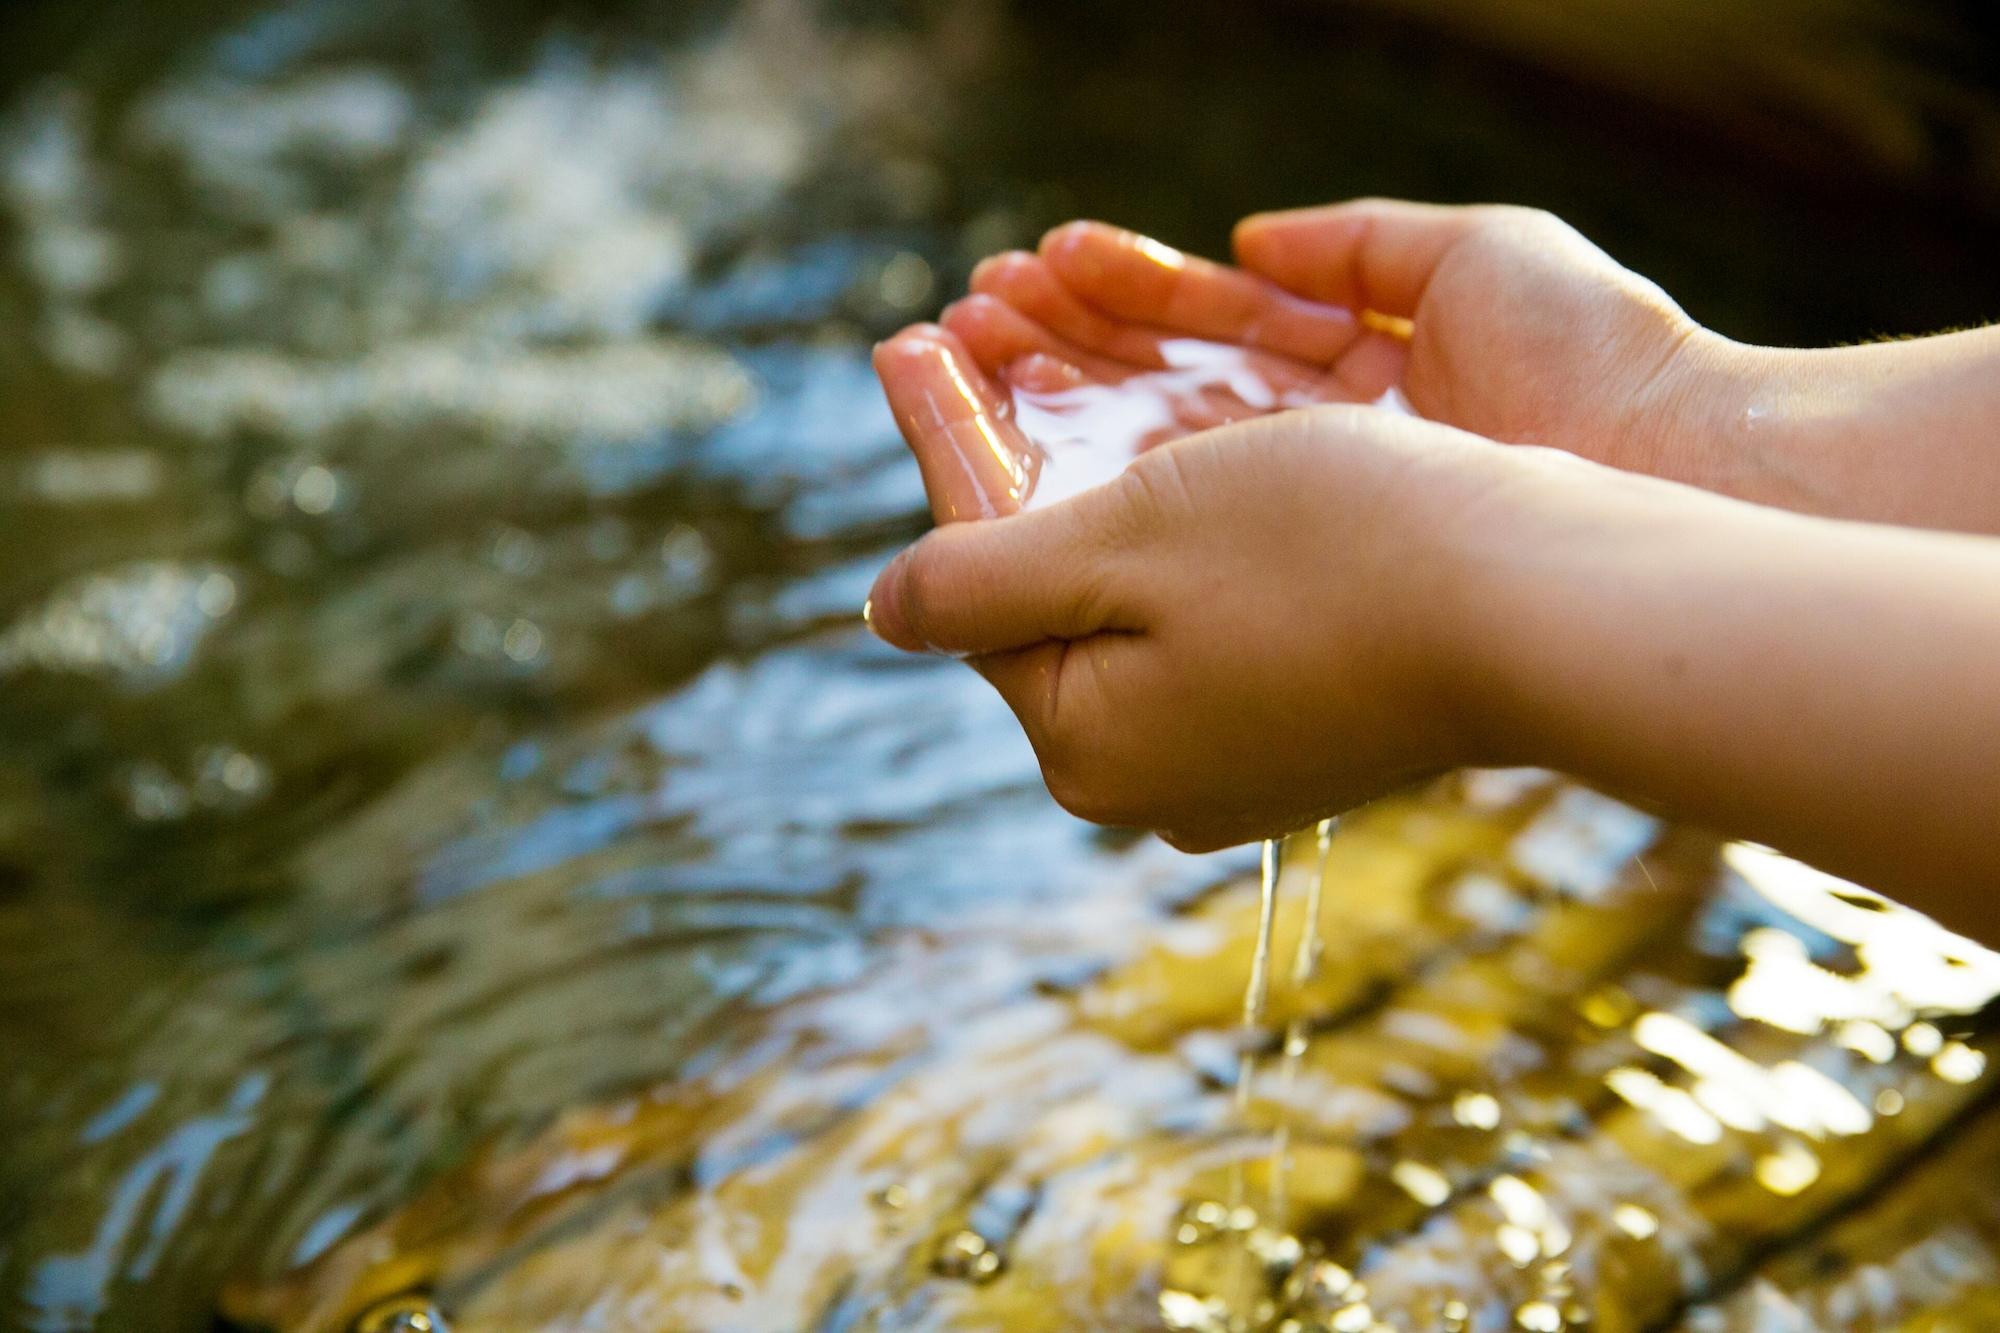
[863, 405, 1526, 850]
[1034, 203, 1737, 483]
[871, 235, 1408, 520]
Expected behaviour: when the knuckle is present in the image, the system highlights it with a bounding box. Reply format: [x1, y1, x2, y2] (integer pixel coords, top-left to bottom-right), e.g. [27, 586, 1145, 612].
[1466, 205, 1571, 258]
[1119, 446, 1195, 529]
[1474, 203, 1552, 232]
[1064, 557, 1124, 633]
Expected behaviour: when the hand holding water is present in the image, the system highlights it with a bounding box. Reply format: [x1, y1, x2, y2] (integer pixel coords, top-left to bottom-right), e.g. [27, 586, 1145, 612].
[1061, 201, 2000, 533]
[872, 220, 1405, 521]
[865, 401, 1530, 850]
[868, 199, 2000, 936]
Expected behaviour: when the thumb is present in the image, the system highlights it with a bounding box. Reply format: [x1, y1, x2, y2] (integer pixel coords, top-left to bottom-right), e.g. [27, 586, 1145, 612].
[1233, 198, 1493, 316]
[865, 484, 1144, 656]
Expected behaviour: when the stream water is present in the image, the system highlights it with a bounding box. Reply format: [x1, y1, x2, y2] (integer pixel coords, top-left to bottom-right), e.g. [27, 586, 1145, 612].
[4, 2, 2000, 1331]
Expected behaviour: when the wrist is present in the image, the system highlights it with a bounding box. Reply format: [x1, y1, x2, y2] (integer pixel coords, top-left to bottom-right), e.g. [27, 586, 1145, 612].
[1415, 444, 1711, 775]
[1383, 439, 1604, 772]
[1623, 329, 1791, 495]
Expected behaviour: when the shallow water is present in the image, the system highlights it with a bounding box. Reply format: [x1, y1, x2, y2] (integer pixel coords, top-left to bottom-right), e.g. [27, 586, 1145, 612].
[3, 2, 2000, 1331]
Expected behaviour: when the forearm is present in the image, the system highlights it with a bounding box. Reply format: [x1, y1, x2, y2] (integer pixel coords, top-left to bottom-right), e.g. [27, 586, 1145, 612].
[1446, 455, 2000, 938]
[1680, 325, 2000, 535]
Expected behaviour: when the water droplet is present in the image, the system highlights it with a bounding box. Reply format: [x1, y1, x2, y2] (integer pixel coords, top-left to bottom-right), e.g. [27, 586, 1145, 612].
[934, 1228, 1002, 1283]
[877, 251, 934, 311]
[501, 618, 544, 664]
[292, 464, 340, 515]
[124, 761, 191, 822]
[196, 572, 237, 618]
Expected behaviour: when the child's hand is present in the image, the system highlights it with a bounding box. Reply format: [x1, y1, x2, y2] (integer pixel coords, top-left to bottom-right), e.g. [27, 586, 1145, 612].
[870, 272, 1389, 522]
[864, 404, 1515, 850]
[1034, 202, 2000, 535]
[1030, 203, 1724, 482]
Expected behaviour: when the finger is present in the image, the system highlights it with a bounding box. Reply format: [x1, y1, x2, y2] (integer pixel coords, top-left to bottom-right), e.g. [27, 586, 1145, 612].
[1231, 198, 1493, 316]
[864, 484, 1143, 657]
[944, 293, 1244, 440]
[947, 294, 1294, 441]
[970, 251, 1176, 369]
[939, 293, 1133, 386]
[873, 324, 1041, 523]
[1328, 329, 1411, 401]
[972, 252, 1345, 405]
[1038, 221, 1361, 364]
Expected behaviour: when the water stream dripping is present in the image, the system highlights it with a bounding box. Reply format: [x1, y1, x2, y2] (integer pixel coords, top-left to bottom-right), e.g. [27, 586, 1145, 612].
[1268, 817, 1336, 1222]
[1224, 835, 1286, 1304]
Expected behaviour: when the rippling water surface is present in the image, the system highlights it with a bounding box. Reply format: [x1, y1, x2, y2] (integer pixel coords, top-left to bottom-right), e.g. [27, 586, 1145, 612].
[3, 2, 1999, 1330]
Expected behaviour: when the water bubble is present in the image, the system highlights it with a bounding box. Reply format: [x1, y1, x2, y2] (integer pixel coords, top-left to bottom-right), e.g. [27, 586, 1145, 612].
[876, 251, 934, 311]
[196, 572, 237, 618]
[501, 619, 545, 664]
[123, 762, 191, 822]
[291, 464, 340, 515]
[933, 1228, 1001, 1282]
[489, 527, 543, 576]
[659, 523, 713, 587]
[194, 746, 271, 807]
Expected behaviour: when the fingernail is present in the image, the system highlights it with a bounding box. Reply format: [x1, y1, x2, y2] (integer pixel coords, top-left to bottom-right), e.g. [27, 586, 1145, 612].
[865, 556, 919, 652]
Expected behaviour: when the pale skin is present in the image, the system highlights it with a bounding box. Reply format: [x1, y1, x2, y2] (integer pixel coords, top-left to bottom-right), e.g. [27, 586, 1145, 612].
[865, 200, 2000, 941]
